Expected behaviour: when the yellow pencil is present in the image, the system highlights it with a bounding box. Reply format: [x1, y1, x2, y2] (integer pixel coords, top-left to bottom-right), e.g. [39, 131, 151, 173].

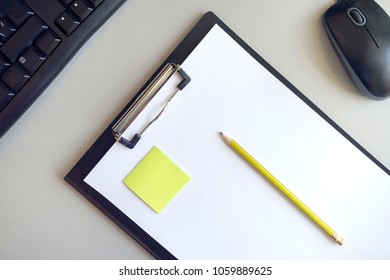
[219, 132, 344, 245]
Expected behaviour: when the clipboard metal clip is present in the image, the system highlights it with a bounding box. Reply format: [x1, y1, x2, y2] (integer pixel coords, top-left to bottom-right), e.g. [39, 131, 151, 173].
[112, 63, 191, 149]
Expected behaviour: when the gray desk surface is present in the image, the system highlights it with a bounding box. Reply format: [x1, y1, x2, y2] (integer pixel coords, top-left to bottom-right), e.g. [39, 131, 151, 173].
[1, 0, 389, 259]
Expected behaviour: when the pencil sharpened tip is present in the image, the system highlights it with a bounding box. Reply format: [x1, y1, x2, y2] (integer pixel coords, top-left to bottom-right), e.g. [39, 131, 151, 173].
[219, 132, 232, 144]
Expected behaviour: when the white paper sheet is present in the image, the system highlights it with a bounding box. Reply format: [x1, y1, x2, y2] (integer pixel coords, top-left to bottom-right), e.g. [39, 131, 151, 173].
[85, 25, 390, 259]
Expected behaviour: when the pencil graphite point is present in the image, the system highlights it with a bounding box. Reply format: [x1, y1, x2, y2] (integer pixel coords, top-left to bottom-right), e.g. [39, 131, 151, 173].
[219, 131, 225, 140]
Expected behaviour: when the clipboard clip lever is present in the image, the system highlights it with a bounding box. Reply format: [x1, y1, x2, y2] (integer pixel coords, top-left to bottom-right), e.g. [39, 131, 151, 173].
[112, 63, 191, 149]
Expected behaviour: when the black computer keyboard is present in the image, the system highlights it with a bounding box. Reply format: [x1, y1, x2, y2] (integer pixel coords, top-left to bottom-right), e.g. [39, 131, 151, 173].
[0, 0, 126, 138]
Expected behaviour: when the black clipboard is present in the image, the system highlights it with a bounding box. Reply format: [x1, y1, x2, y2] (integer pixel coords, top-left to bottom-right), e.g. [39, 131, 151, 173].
[64, 11, 390, 260]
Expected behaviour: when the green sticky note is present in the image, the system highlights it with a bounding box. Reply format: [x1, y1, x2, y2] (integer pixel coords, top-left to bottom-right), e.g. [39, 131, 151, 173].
[123, 146, 190, 214]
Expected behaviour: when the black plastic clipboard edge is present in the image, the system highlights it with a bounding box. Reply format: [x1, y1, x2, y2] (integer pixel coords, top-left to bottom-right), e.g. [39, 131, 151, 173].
[65, 11, 390, 260]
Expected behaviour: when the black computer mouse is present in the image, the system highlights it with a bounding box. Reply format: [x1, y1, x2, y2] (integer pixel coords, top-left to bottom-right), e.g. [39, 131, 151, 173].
[323, 0, 390, 100]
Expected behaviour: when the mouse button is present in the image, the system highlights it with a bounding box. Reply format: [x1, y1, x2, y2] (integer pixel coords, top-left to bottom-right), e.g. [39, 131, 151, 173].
[364, 9, 390, 47]
[324, 1, 349, 20]
[326, 12, 374, 56]
[324, 4, 355, 35]
[324, 3, 374, 58]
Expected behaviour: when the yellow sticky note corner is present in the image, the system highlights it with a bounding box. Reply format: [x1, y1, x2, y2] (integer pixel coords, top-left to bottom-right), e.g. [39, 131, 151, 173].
[123, 146, 190, 214]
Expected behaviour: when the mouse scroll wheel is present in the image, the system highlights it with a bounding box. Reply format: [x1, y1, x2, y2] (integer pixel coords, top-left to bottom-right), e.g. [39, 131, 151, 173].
[347, 7, 367, 26]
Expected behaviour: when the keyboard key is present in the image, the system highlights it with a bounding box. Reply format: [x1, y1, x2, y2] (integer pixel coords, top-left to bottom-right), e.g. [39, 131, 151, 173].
[0, 0, 34, 27]
[18, 47, 46, 75]
[0, 56, 10, 74]
[56, 12, 80, 36]
[24, 0, 65, 24]
[0, 19, 16, 44]
[70, 0, 93, 22]
[0, 82, 14, 111]
[34, 31, 61, 56]
[1, 16, 48, 62]
[88, 0, 104, 8]
[1, 64, 30, 92]
[59, 0, 74, 7]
